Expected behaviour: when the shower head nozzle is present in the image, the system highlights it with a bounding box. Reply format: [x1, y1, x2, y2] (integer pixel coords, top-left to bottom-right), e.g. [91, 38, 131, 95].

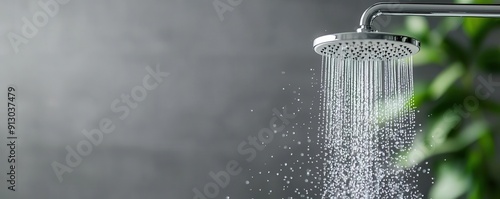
[313, 32, 420, 61]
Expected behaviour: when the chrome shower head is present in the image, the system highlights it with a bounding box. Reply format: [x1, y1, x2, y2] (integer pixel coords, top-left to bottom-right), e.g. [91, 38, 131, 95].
[313, 32, 420, 61]
[314, 3, 500, 60]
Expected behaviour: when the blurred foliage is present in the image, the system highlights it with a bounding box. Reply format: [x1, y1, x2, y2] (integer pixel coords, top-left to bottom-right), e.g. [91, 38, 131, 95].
[395, 0, 500, 198]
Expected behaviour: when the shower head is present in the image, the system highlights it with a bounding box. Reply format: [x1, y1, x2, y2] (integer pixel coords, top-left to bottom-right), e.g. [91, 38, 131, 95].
[313, 32, 420, 60]
[314, 3, 500, 60]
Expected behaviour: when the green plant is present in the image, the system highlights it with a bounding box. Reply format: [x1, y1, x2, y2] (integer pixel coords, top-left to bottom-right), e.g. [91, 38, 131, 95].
[396, 0, 500, 198]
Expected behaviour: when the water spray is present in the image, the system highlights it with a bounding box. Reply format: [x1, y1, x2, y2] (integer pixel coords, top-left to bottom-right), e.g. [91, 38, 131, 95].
[313, 3, 500, 198]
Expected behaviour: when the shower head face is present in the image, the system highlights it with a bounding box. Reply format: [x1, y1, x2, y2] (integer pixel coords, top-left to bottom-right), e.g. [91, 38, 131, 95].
[313, 32, 420, 61]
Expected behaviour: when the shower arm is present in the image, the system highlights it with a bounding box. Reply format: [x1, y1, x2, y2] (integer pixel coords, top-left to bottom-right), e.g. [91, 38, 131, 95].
[357, 3, 500, 32]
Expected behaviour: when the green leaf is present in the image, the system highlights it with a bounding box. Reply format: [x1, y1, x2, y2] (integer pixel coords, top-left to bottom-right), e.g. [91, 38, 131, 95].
[466, 149, 482, 171]
[462, 17, 500, 47]
[477, 47, 500, 73]
[426, 111, 461, 148]
[412, 82, 429, 106]
[477, 19, 500, 46]
[435, 120, 489, 154]
[399, 111, 461, 167]
[467, 182, 483, 199]
[402, 119, 489, 167]
[430, 161, 471, 199]
[405, 16, 429, 38]
[412, 45, 444, 66]
[441, 36, 470, 64]
[427, 86, 469, 115]
[429, 62, 465, 100]
[398, 134, 431, 167]
[463, 18, 489, 39]
[482, 100, 500, 114]
[478, 132, 495, 156]
[376, 96, 414, 123]
[436, 17, 463, 35]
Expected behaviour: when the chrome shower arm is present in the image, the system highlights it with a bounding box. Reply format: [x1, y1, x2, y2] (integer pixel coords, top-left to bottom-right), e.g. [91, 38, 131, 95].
[358, 3, 500, 32]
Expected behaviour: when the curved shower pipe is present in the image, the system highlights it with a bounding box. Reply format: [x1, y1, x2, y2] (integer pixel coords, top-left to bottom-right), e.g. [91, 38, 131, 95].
[357, 3, 500, 32]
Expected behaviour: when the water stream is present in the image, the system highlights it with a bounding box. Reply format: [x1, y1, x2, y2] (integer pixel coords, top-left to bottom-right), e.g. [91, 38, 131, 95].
[319, 55, 421, 198]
